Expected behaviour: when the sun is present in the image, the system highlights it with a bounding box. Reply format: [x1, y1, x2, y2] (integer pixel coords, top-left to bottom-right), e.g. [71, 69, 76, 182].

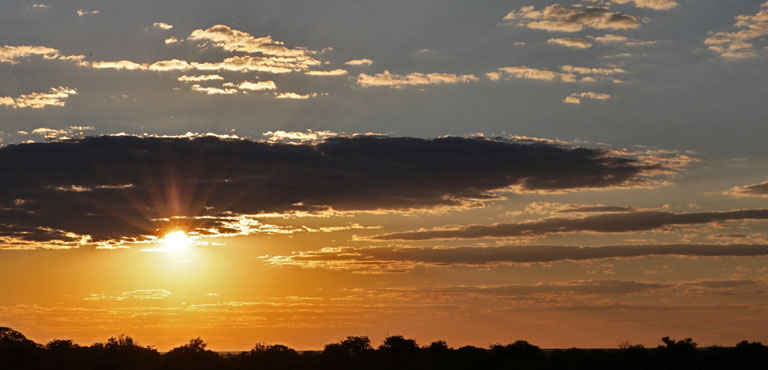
[162, 230, 192, 252]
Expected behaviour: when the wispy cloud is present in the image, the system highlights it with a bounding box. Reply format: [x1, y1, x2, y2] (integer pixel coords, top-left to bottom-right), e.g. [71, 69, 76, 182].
[373, 209, 768, 240]
[0, 87, 76, 109]
[611, 0, 678, 11]
[0, 45, 84, 64]
[305, 69, 348, 76]
[548, 37, 592, 49]
[345, 58, 373, 66]
[724, 179, 768, 198]
[357, 71, 478, 88]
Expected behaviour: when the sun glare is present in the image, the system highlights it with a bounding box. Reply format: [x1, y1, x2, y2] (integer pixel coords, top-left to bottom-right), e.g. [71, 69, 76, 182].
[162, 230, 192, 252]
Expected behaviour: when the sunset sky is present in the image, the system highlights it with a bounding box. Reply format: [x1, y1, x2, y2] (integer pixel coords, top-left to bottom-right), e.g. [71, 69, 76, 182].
[2, 0, 768, 351]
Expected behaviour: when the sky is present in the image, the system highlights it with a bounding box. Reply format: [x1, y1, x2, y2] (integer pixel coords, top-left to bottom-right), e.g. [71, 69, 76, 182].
[2, 0, 768, 351]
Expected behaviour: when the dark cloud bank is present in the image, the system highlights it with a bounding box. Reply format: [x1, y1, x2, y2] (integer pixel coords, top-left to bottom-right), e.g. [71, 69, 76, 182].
[373, 210, 768, 240]
[0, 134, 660, 246]
[268, 244, 768, 271]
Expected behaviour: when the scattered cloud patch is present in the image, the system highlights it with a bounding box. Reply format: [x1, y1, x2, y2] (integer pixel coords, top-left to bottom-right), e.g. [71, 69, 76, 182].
[548, 37, 593, 49]
[725, 179, 768, 198]
[305, 69, 348, 76]
[704, 2, 768, 59]
[275, 92, 318, 99]
[236, 80, 277, 91]
[357, 71, 478, 88]
[267, 243, 768, 272]
[345, 58, 373, 66]
[563, 91, 611, 104]
[612, 0, 678, 11]
[503, 4, 642, 33]
[152, 22, 173, 30]
[373, 209, 768, 240]
[0, 87, 76, 109]
[76, 9, 99, 16]
[190, 84, 238, 95]
[177, 75, 224, 82]
[0, 45, 84, 64]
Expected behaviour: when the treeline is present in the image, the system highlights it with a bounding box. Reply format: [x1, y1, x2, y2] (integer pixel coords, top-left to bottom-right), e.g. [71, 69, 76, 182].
[2, 327, 768, 370]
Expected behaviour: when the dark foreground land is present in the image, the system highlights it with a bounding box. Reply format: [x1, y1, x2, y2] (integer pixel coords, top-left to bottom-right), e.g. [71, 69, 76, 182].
[2, 327, 768, 370]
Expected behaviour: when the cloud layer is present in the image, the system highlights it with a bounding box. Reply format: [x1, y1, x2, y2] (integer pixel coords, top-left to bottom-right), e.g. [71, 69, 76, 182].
[0, 134, 663, 248]
[373, 209, 768, 240]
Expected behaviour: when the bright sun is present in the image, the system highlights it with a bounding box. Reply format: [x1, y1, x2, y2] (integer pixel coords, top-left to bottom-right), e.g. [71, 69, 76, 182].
[162, 230, 192, 252]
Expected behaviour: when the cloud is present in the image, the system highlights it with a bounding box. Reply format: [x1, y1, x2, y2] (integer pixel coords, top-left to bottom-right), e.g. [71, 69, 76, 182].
[704, 2, 768, 59]
[76, 9, 99, 16]
[559, 206, 635, 213]
[177, 75, 224, 82]
[148, 59, 191, 71]
[190, 55, 319, 73]
[274, 92, 318, 99]
[152, 22, 173, 30]
[345, 58, 373, 66]
[725, 179, 768, 198]
[0, 135, 666, 247]
[84, 290, 173, 301]
[356, 71, 478, 88]
[265, 244, 768, 272]
[305, 69, 348, 76]
[190, 84, 238, 95]
[563, 91, 611, 104]
[32, 4, 48, 8]
[486, 66, 576, 82]
[0, 45, 84, 64]
[187, 24, 320, 61]
[0, 87, 76, 109]
[91, 60, 148, 71]
[611, 0, 678, 11]
[372, 209, 768, 240]
[26, 126, 94, 140]
[561, 65, 627, 75]
[503, 4, 642, 33]
[548, 37, 592, 49]
[165, 37, 180, 45]
[236, 80, 277, 91]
